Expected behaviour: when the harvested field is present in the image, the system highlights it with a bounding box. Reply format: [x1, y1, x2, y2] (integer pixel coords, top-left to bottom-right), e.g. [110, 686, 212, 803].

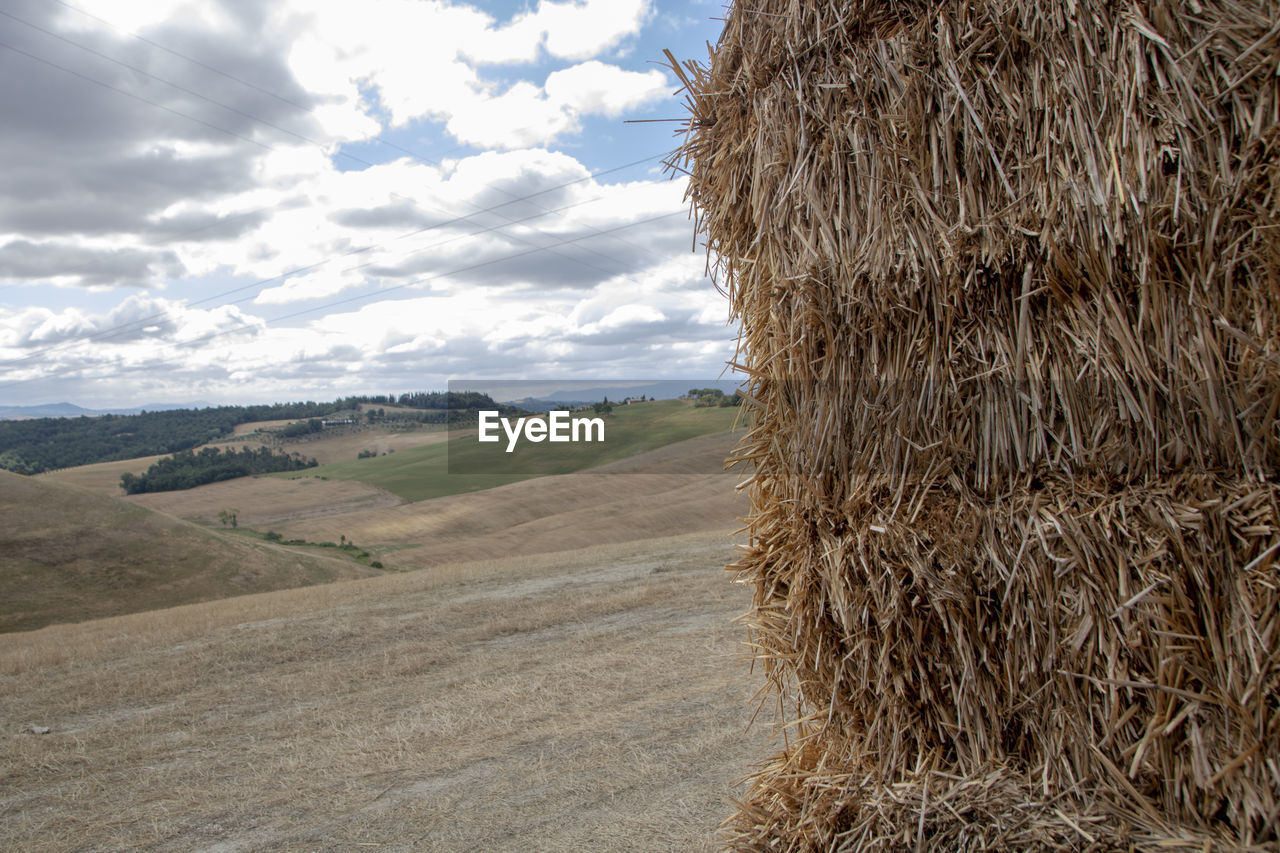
[274, 401, 742, 503]
[266, 432, 747, 569]
[0, 531, 770, 851]
[39, 453, 166, 494]
[126, 475, 405, 528]
[38, 427, 450, 495]
[231, 418, 294, 436]
[263, 425, 451, 466]
[0, 470, 380, 633]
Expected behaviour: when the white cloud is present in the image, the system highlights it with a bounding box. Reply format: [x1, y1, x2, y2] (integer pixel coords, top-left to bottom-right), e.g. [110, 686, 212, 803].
[598, 303, 665, 329]
[531, 0, 652, 60]
[278, 0, 663, 142]
[544, 61, 669, 116]
[446, 81, 575, 150]
[281, 0, 487, 133]
[253, 267, 366, 306]
[0, 0, 734, 407]
[0, 296, 261, 367]
[57, 0, 231, 35]
[461, 0, 653, 63]
[447, 62, 668, 148]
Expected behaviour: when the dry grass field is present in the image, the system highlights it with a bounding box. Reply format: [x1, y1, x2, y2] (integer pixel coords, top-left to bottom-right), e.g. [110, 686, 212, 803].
[261, 425, 452, 466]
[38, 453, 168, 494]
[0, 470, 383, 633]
[268, 432, 747, 569]
[126, 476, 405, 528]
[0, 531, 771, 851]
[231, 418, 295, 435]
[37, 425, 450, 495]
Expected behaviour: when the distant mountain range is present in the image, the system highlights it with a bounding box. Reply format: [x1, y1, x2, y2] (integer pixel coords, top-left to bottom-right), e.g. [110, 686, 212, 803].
[0, 401, 210, 420]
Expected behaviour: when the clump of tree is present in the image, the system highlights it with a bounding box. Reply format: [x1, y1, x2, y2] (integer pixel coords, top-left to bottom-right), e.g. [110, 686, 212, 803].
[0, 391, 527, 475]
[0, 401, 347, 475]
[0, 408, 244, 474]
[279, 418, 324, 438]
[120, 446, 317, 494]
[688, 388, 743, 407]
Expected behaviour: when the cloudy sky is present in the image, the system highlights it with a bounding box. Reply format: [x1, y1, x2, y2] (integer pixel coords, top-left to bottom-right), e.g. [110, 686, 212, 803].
[0, 0, 732, 407]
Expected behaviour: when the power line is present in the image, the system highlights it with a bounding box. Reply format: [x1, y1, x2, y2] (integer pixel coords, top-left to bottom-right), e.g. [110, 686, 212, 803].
[0, 16, 672, 294]
[35, 2, 670, 262]
[51, 0, 315, 113]
[0, 153, 666, 368]
[0, 27, 675, 362]
[0, 37, 275, 153]
[0, 211, 685, 392]
[0, 13, 695, 388]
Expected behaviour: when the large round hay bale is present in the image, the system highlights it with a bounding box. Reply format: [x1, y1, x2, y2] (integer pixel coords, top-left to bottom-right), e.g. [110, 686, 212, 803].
[672, 0, 1280, 848]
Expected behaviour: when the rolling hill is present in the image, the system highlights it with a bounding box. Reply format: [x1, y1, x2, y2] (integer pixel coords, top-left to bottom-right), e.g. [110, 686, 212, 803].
[266, 432, 748, 569]
[0, 531, 768, 851]
[0, 469, 386, 633]
[271, 399, 744, 502]
[6, 402, 749, 630]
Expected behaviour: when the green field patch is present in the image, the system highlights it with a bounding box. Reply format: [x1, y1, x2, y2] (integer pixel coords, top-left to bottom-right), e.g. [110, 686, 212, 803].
[272, 400, 745, 502]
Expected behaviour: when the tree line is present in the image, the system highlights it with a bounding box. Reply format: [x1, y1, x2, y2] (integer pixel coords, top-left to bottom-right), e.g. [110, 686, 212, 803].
[0, 392, 521, 474]
[120, 446, 317, 494]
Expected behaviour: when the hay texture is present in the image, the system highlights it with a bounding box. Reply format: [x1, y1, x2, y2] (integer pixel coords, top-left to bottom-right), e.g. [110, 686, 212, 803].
[670, 0, 1280, 849]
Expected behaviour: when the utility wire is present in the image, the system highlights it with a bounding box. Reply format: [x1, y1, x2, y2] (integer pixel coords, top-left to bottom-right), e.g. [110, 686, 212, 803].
[0, 14, 693, 387]
[0, 153, 664, 367]
[0, 15, 673, 301]
[0, 211, 684, 392]
[26, 4, 670, 263]
[52, 0, 316, 113]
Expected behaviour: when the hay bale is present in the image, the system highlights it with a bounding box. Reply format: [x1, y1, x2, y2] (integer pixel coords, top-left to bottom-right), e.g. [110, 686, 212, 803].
[670, 0, 1280, 848]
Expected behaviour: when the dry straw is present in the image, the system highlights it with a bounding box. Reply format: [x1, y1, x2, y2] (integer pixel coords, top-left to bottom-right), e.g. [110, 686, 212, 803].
[668, 0, 1279, 849]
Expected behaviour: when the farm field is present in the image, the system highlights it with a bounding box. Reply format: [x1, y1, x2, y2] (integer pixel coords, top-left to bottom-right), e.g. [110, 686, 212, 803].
[0, 470, 382, 633]
[13, 412, 747, 628]
[115, 431, 745, 571]
[230, 418, 294, 435]
[125, 475, 405, 528]
[38, 452, 169, 494]
[273, 400, 744, 502]
[38, 422, 451, 495]
[0, 531, 771, 851]
[255, 423, 452, 466]
[270, 432, 746, 569]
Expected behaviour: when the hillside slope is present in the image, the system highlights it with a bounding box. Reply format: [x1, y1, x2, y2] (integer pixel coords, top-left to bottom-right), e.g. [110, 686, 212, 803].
[0, 531, 767, 851]
[37, 423, 450, 495]
[266, 431, 748, 569]
[0, 470, 383, 633]
[271, 399, 743, 502]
